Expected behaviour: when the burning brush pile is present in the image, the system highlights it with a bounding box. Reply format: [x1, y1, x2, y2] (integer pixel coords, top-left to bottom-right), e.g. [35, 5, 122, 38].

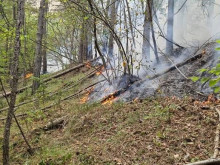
[81, 42, 220, 104]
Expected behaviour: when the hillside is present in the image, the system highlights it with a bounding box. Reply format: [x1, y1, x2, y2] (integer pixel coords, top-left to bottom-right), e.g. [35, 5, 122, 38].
[1, 0, 220, 164]
[0, 62, 219, 165]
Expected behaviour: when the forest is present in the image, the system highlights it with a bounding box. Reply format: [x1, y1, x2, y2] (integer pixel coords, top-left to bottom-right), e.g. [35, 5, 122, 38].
[1, 0, 220, 164]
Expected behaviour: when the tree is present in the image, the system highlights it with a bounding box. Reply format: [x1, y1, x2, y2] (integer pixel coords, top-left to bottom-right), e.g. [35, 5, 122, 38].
[42, 1, 49, 74]
[142, 1, 151, 61]
[107, 0, 119, 58]
[3, 0, 23, 164]
[32, 0, 48, 94]
[142, 0, 159, 63]
[166, 0, 174, 56]
[78, 18, 88, 63]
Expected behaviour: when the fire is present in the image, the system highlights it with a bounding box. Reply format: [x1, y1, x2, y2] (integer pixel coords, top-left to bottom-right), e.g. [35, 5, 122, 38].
[102, 93, 117, 105]
[133, 98, 139, 102]
[80, 87, 94, 104]
[96, 71, 102, 76]
[25, 73, 33, 79]
[194, 94, 219, 106]
[85, 62, 91, 68]
[96, 66, 104, 76]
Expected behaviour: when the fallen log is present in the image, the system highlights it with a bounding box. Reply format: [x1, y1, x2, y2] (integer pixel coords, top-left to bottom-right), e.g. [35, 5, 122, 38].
[98, 52, 205, 104]
[0, 113, 27, 121]
[0, 80, 104, 121]
[0, 69, 99, 114]
[0, 58, 99, 99]
[43, 116, 68, 131]
[149, 52, 204, 80]
[42, 58, 97, 83]
[0, 99, 33, 113]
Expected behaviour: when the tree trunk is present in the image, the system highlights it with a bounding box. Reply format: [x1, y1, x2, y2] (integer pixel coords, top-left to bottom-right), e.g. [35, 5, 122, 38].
[78, 19, 88, 63]
[107, 0, 119, 58]
[79, 22, 84, 63]
[87, 18, 93, 60]
[149, 0, 159, 63]
[42, 1, 48, 74]
[32, 0, 48, 94]
[142, 1, 151, 61]
[166, 0, 174, 56]
[3, 0, 23, 164]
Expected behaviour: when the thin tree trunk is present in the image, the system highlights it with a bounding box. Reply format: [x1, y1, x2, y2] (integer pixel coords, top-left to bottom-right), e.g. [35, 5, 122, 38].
[125, 0, 135, 47]
[32, 0, 48, 94]
[142, 1, 151, 61]
[107, 0, 119, 58]
[3, 0, 23, 164]
[78, 18, 89, 63]
[166, 0, 174, 56]
[79, 22, 85, 63]
[20, 0, 28, 85]
[148, 0, 159, 63]
[42, 2, 48, 74]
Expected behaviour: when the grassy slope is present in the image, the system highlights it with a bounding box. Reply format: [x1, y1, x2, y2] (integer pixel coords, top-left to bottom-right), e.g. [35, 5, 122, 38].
[0, 66, 218, 165]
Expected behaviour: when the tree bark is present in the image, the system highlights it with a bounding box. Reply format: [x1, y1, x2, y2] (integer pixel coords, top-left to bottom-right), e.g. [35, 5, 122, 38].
[32, 0, 48, 94]
[107, 0, 119, 58]
[166, 0, 174, 56]
[42, 1, 48, 74]
[148, 0, 159, 63]
[142, 1, 151, 61]
[3, 0, 23, 164]
[79, 19, 88, 63]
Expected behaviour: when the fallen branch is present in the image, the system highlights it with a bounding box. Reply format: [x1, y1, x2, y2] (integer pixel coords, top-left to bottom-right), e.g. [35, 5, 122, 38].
[0, 67, 100, 113]
[0, 99, 32, 113]
[186, 158, 220, 165]
[0, 113, 27, 121]
[149, 52, 204, 80]
[0, 80, 104, 121]
[0, 58, 98, 99]
[39, 80, 104, 112]
[212, 107, 220, 159]
[162, 54, 188, 79]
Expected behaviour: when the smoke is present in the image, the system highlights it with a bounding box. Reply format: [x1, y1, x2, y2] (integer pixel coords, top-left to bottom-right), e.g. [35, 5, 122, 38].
[89, 0, 220, 103]
[174, 0, 220, 46]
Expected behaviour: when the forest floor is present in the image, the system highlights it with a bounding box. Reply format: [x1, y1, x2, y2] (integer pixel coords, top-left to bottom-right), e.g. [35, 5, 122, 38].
[0, 64, 219, 165]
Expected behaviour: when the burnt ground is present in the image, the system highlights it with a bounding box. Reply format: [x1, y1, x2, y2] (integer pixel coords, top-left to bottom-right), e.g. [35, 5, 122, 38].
[108, 42, 220, 102]
[159, 43, 218, 100]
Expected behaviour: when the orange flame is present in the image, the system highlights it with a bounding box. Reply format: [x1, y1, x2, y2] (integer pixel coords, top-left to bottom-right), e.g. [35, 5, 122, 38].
[86, 62, 91, 68]
[80, 87, 94, 104]
[96, 66, 104, 76]
[102, 93, 116, 105]
[133, 98, 139, 102]
[25, 73, 33, 79]
[96, 71, 102, 76]
[194, 94, 219, 106]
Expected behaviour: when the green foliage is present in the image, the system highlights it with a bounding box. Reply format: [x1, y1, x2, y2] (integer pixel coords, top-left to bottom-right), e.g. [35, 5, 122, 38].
[190, 76, 200, 82]
[190, 40, 220, 93]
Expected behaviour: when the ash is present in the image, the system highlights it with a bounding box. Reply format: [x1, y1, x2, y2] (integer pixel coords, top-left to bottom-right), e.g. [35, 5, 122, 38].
[89, 42, 220, 103]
